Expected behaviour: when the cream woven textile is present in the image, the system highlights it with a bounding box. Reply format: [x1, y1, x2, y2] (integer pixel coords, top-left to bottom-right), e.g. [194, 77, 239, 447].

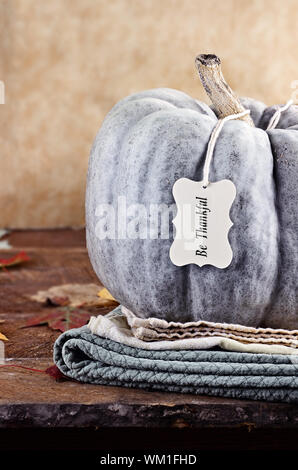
[88, 306, 298, 355]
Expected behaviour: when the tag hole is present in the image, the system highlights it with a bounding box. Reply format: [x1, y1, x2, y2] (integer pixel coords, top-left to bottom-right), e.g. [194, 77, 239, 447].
[202, 186, 207, 189]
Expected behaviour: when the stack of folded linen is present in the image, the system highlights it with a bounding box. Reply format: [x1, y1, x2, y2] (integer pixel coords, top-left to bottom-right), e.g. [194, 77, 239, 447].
[54, 306, 298, 403]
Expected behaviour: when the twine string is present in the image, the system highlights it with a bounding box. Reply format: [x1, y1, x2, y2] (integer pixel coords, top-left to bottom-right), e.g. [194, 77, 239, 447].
[266, 100, 294, 131]
[202, 109, 251, 188]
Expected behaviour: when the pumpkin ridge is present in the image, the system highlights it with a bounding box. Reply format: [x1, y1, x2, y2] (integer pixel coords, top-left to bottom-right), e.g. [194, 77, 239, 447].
[262, 129, 298, 328]
[112, 88, 217, 117]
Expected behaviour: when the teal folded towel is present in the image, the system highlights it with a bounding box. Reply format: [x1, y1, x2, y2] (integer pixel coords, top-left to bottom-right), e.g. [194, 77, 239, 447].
[54, 325, 298, 403]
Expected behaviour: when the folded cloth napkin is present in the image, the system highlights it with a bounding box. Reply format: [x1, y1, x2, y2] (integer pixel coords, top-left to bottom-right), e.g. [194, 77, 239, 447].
[122, 306, 298, 348]
[88, 306, 298, 355]
[54, 322, 298, 403]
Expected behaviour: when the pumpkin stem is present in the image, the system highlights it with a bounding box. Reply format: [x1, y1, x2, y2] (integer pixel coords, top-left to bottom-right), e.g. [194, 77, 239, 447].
[195, 54, 254, 127]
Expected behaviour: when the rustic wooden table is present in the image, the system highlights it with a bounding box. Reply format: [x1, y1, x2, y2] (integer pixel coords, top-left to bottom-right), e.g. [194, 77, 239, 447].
[0, 229, 297, 452]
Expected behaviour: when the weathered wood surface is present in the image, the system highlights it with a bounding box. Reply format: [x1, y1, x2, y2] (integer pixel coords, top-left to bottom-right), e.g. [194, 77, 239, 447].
[0, 229, 297, 434]
[1, 357, 298, 430]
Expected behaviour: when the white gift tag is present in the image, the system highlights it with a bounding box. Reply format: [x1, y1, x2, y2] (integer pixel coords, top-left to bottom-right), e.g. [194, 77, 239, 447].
[169, 109, 251, 270]
[169, 178, 236, 269]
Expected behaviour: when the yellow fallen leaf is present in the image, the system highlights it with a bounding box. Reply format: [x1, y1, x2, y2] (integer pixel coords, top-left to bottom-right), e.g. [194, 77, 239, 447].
[0, 321, 8, 341]
[98, 288, 116, 302]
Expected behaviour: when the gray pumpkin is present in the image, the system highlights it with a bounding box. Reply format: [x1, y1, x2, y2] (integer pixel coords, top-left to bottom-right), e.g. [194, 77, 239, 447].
[86, 88, 298, 329]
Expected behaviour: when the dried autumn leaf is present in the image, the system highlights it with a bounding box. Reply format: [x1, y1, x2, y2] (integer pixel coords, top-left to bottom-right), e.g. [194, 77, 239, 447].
[0, 320, 8, 341]
[0, 363, 72, 381]
[29, 283, 117, 308]
[0, 251, 30, 268]
[46, 296, 70, 307]
[98, 287, 117, 302]
[45, 364, 70, 381]
[24, 306, 92, 332]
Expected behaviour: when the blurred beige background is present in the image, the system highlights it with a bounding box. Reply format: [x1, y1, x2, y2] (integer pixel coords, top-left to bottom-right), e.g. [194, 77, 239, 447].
[0, 0, 297, 228]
